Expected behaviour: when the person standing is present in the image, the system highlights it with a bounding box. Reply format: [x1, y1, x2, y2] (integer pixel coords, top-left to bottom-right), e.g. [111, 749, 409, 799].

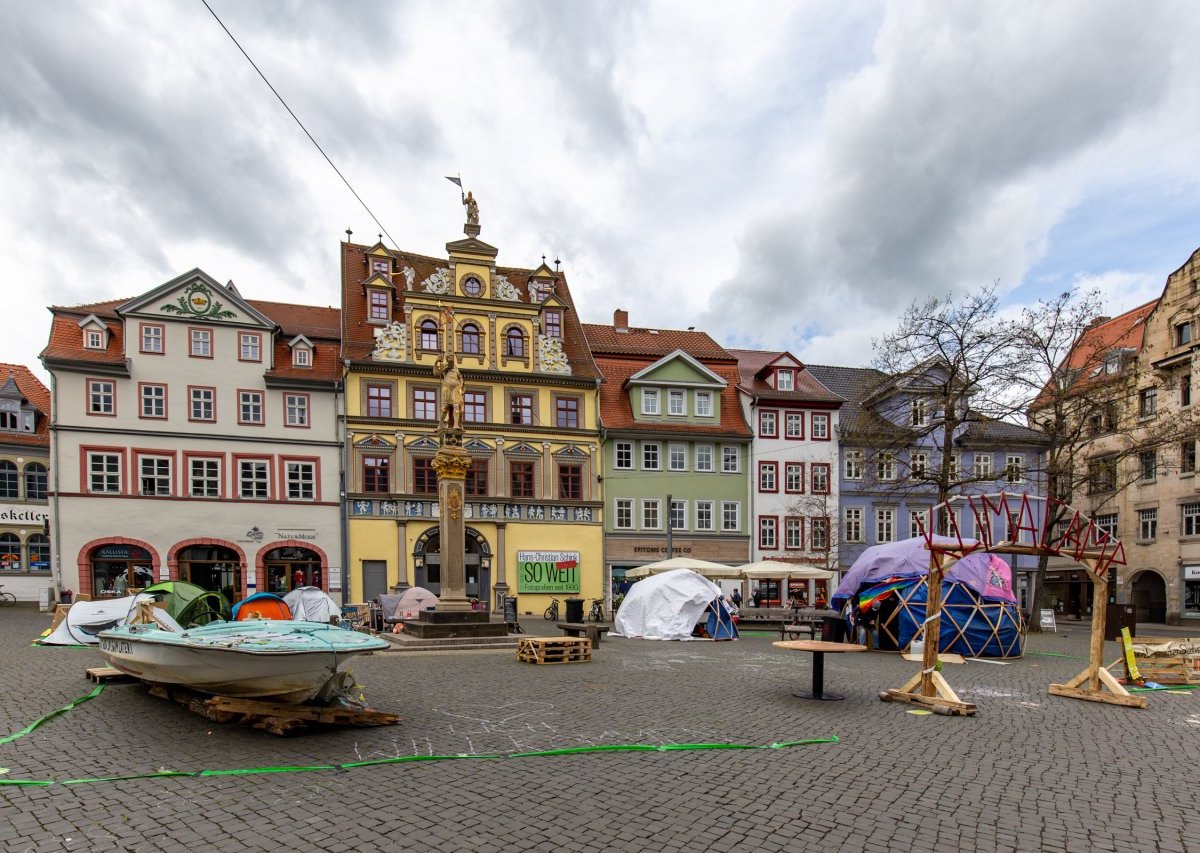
[731, 589, 742, 608]
[751, 587, 762, 609]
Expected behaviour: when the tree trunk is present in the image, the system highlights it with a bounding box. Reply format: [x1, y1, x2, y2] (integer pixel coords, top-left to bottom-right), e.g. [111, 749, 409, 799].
[1029, 551, 1049, 633]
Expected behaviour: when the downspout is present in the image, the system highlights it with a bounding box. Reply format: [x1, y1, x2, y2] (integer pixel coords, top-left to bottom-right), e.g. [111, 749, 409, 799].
[337, 365, 349, 605]
[49, 370, 62, 602]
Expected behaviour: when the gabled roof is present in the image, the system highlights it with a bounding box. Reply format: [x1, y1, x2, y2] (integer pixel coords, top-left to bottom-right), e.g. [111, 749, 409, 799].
[728, 349, 843, 405]
[627, 349, 727, 387]
[593, 356, 751, 437]
[957, 419, 1051, 447]
[118, 268, 277, 329]
[805, 365, 900, 438]
[582, 323, 733, 360]
[1033, 300, 1157, 407]
[0, 363, 50, 448]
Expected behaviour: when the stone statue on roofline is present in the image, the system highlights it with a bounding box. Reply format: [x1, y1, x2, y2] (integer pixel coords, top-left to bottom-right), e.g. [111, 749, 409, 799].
[463, 191, 479, 226]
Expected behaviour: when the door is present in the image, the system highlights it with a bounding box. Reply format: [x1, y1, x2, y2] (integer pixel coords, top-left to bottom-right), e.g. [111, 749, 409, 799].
[362, 560, 387, 604]
[1132, 572, 1167, 623]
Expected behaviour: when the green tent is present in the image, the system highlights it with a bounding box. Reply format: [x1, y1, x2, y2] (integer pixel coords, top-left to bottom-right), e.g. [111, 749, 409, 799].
[141, 580, 230, 626]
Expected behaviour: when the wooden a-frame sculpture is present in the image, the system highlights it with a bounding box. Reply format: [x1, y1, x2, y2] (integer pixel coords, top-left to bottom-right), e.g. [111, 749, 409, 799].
[880, 492, 1146, 716]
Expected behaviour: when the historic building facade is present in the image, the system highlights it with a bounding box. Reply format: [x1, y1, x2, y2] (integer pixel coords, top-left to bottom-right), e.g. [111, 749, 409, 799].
[585, 312, 752, 593]
[730, 349, 843, 605]
[340, 207, 603, 614]
[0, 364, 51, 602]
[808, 364, 1048, 609]
[42, 271, 343, 603]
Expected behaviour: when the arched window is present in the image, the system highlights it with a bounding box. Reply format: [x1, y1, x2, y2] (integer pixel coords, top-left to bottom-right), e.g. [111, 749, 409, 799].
[504, 328, 526, 358]
[26, 534, 49, 571]
[0, 461, 16, 499]
[461, 323, 481, 355]
[24, 463, 47, 501]
[0, 532, 20, 570]
[420, 319, 439, 350]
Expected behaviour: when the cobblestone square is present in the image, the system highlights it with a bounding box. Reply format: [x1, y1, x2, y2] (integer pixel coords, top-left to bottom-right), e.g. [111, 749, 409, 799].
[1, 608, 1197, 852]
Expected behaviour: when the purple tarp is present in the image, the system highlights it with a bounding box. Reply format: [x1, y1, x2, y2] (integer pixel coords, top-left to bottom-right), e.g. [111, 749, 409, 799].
[832, 536, 1016, 606]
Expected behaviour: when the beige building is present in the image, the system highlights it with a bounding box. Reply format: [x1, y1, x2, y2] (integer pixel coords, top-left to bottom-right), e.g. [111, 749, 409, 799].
[42, 270, 344, 604]
[1048, 246, 1200, 625]
[0, 364, 51, 602]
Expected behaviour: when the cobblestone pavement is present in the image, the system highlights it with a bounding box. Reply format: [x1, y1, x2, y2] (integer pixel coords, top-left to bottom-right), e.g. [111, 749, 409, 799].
[2, 606, 1198, 852]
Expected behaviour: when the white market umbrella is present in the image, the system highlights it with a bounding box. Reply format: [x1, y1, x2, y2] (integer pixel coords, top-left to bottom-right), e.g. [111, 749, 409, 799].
[626, 556, 741, 579]
[737, 561, 835, 581]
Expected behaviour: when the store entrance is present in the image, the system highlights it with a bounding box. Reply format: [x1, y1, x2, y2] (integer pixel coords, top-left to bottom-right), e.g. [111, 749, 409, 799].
[179, 545, 242, 604]
[89, 544, 154, 596]
[263, 546, 323, 594]
[1132, 571, 1166, 623]
[413, 527, 490, 602]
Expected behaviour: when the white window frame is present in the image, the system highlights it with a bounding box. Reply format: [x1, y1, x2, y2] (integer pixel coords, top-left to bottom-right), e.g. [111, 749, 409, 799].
[811, 517, 829, 551]
[84, 328, 104, 350]
[615, 498, 634, 530]
[138, 455, 172, 497]
[88, 380, 115, 415]
[910, 510, 925, 540]
[785, 412, 804, 439]
[910, 452, 928, 480]
[785, 517, 803, 550]
[695, 500, 714, 531]
[641, 388, 660, 415]
[190, 387, 215, 422]
[1006, 454, 1024, 484]
[759, 410, 777, 437]
[88, 452, 121, 494]
[642, 442, 661, 471]
[845, 450, 863, 480]
[642, 498, 662, 530]
[876, 508, 895, 544]
[785, 462, 804, 494]
[285, 461, 316, 501]
[694, 444, 714, 472]
[239, 459, 270, 500]
[759, 517, 777, 549]
[668, 390, 686, 416]
[189, 458, 221, 499]
[844, 507, 863, 543]
[721, 445, 740, 473]
[973, 454, 993, 480]
[670, 499, 687, 531]
[614, 441, 633, 470]
[776, 369, 794, 391]
[141, 324, 163, 353]
[240, 333, 261, 362]
[239, 391, 264, 425]
[877, 452, 896, 482]
[285, 394, 310, 428]
[1138, 508, 1157, 541]
[190, 328, 212, 358]
[721, 501, 740, 532]
[140, 384, 166, 418]
[812, 414, 829, 439]
[668, 443, 688, 471]
[694, 391, 713, 418]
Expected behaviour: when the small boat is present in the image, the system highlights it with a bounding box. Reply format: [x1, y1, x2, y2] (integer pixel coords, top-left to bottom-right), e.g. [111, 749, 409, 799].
[98, 619, 390, 704]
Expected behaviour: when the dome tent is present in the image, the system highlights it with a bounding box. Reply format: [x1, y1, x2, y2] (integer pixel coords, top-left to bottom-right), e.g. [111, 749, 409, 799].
[613, 568, 738, 641]
[833, 536, 1024, 658]
[141, 580, 231, 627]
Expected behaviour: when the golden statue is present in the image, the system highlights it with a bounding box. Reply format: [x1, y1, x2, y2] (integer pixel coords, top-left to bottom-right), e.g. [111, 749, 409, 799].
[433, 303, 464, 428]
[463, 190, 479, 226]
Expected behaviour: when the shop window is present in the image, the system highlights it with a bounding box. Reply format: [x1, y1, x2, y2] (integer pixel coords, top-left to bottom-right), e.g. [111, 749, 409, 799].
[0, 461, 17, 499]
[0, 532, 21, 571]
[27, 534, 50, 572]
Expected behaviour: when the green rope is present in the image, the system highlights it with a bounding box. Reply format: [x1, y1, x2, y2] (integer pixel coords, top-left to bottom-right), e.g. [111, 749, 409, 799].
[0, 685, 104, 746]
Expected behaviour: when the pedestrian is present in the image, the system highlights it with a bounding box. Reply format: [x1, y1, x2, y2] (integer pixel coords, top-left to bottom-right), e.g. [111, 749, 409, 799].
[862, 599, 881, 649]
[751, 588, 762, 609]
[730, 589, 742, 607]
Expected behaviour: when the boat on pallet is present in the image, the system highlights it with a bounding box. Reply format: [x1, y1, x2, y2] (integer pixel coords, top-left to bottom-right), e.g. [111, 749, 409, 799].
[98, 615, 389, 704]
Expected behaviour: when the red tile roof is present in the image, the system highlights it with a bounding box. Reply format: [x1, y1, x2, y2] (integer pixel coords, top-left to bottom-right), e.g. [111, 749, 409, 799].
[582, 322, 733, 360]
[340, 242, 600, 379]
[593, 355, 752, 436]
[726, 348, 843, 405]
[1033, 300, 1157, 407]
[0, 363, 50, 448]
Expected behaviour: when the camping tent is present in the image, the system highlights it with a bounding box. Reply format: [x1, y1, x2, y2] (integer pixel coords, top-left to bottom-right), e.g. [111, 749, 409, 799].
[232, 592, 292, 621]
[284, 586, 340, 623]
[626, 557, 741, 579]
[40, 594, 154, 645]
[613, 568, 738, 641]
[832, 536, 1023, 658]
[141, 580, 231, 627]
[379, 587, 439, 623]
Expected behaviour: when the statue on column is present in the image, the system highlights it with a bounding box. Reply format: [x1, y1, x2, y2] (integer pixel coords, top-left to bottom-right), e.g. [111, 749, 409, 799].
[433, 303, 464, 429]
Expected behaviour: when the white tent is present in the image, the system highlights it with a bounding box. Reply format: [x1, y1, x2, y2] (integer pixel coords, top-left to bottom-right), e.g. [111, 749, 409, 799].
[626, 557, 741, 579]
[283, 586, 340, 623]
[737, 561, 835, 580]
[41, 594, 154, 645]
[613, 568, 726, 640]
[379, 587, 439, 622]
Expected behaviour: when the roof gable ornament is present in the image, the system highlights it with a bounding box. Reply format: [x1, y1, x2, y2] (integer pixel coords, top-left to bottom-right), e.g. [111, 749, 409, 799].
[421, 269, 452, 295]
[536, 334, 572, 375]
[371, 321, 408, 362]
[160, 281, 237, 320]
[408, 436, 440, 451]
[494, 273, 520, 301]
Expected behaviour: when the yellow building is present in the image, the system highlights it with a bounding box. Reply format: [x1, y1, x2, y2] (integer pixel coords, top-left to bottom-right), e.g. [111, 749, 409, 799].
[340, 207, 603, 615]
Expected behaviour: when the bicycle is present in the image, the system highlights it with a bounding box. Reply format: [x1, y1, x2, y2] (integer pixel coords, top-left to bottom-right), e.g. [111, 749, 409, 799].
[588, 598, 604, 622]
[0, 585, 16, 607]
[543, 598, 560, 621]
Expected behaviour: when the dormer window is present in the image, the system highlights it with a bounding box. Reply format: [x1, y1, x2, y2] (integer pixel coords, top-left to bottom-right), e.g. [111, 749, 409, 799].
[461, 275, 484, 297]
[368, 289, 390, 321]
[642, 388, 660, 416]
[371, 258, 391, 275]
[531, 281, 552, 304]
[776, 369, 793, 391]
[85, 329, 104, 350]
[544, 310, 562, 338]
[293, 347, 311, 368]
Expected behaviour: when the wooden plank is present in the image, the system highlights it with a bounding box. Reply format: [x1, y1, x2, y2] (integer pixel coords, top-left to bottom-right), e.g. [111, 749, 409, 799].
[900, 653, 965, 665]
[882, 688, 977, 716]
[204, 696, 400, 725]
[1048, 684, 1148, 708]
[85, 666, 134, 684]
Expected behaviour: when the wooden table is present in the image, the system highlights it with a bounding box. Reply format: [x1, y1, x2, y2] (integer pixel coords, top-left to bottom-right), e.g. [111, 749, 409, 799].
[774, 640, 867, 701]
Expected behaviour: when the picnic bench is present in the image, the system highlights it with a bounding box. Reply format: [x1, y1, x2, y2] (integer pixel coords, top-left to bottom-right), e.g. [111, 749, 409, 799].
[556, 622, 610, 649]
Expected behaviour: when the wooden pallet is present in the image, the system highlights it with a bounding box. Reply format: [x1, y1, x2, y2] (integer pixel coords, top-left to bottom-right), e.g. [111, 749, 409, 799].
[85, 666, 135, 684]
[517, 636, 592, 665]
[145, 684, 401, 736]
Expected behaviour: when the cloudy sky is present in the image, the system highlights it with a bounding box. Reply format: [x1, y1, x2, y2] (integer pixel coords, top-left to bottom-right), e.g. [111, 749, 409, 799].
[4, 0, 1200, 383]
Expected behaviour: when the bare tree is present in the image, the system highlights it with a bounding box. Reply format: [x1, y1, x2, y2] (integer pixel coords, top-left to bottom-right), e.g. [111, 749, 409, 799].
[1017, 289, 1200, 627]
[869, 283, 1031, 519]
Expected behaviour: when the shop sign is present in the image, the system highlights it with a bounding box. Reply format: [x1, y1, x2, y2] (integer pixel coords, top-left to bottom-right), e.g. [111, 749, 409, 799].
[517, 551, 580, 593]
[0, 504, 49, 524]
[1184, 566, 1200, 580]
[94, 545, 151, 561]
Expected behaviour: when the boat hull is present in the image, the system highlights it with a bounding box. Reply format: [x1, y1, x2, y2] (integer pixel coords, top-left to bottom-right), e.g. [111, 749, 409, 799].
[98, 621, 388, 704]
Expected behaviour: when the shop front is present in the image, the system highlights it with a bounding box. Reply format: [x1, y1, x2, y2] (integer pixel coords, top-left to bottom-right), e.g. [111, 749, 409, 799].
[1183, 566, 1200, 621]
[177, 544, 243, 604]
[262, 546, 325, 594]
[1043, 569, 1094, 621]
[88, 544, 155, 596]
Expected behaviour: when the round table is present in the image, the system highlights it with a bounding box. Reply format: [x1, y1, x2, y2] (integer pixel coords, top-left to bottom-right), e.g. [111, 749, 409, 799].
[773, 639, 867, 701]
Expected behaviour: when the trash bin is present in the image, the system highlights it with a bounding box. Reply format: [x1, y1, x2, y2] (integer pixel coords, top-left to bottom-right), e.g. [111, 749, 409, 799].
[565, 597, 584, 623]
[1104, 603, 1136, 642]
[821, 615, 845, 643]
[504, 596, 518, 623]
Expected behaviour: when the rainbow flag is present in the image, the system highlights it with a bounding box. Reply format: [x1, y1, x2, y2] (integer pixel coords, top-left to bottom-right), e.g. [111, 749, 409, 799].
[857, 579, 909, 611]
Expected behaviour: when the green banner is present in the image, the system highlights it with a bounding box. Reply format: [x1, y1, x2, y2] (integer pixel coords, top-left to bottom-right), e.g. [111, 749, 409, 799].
[516, 551, 580, 593]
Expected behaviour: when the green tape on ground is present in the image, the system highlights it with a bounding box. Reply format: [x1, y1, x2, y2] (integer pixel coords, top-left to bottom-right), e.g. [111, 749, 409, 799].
[340, 753, 499, 768]
[62, 771, 197, 785]
[0, 778, 55, 786]
[0, 685, 104, 746]
[770, 736, 840, 748]
[1027, 652, 1087, 660]
[199, 765, 337, 776]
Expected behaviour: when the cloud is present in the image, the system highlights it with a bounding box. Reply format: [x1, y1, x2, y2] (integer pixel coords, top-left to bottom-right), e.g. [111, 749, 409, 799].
[703, 1, 1198, 364]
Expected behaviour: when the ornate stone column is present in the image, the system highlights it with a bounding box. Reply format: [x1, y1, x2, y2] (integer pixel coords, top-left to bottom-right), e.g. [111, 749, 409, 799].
[431, 440, 473, 612]
[493, 521, 508, 612]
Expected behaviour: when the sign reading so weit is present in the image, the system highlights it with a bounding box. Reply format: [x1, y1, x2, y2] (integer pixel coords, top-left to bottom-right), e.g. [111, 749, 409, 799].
[517, 551, 580, 593]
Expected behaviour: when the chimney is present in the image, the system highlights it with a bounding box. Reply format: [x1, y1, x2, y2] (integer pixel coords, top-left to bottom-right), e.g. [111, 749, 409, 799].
[614, 309, 629, 332]
[1086, 315, 1112, 329]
